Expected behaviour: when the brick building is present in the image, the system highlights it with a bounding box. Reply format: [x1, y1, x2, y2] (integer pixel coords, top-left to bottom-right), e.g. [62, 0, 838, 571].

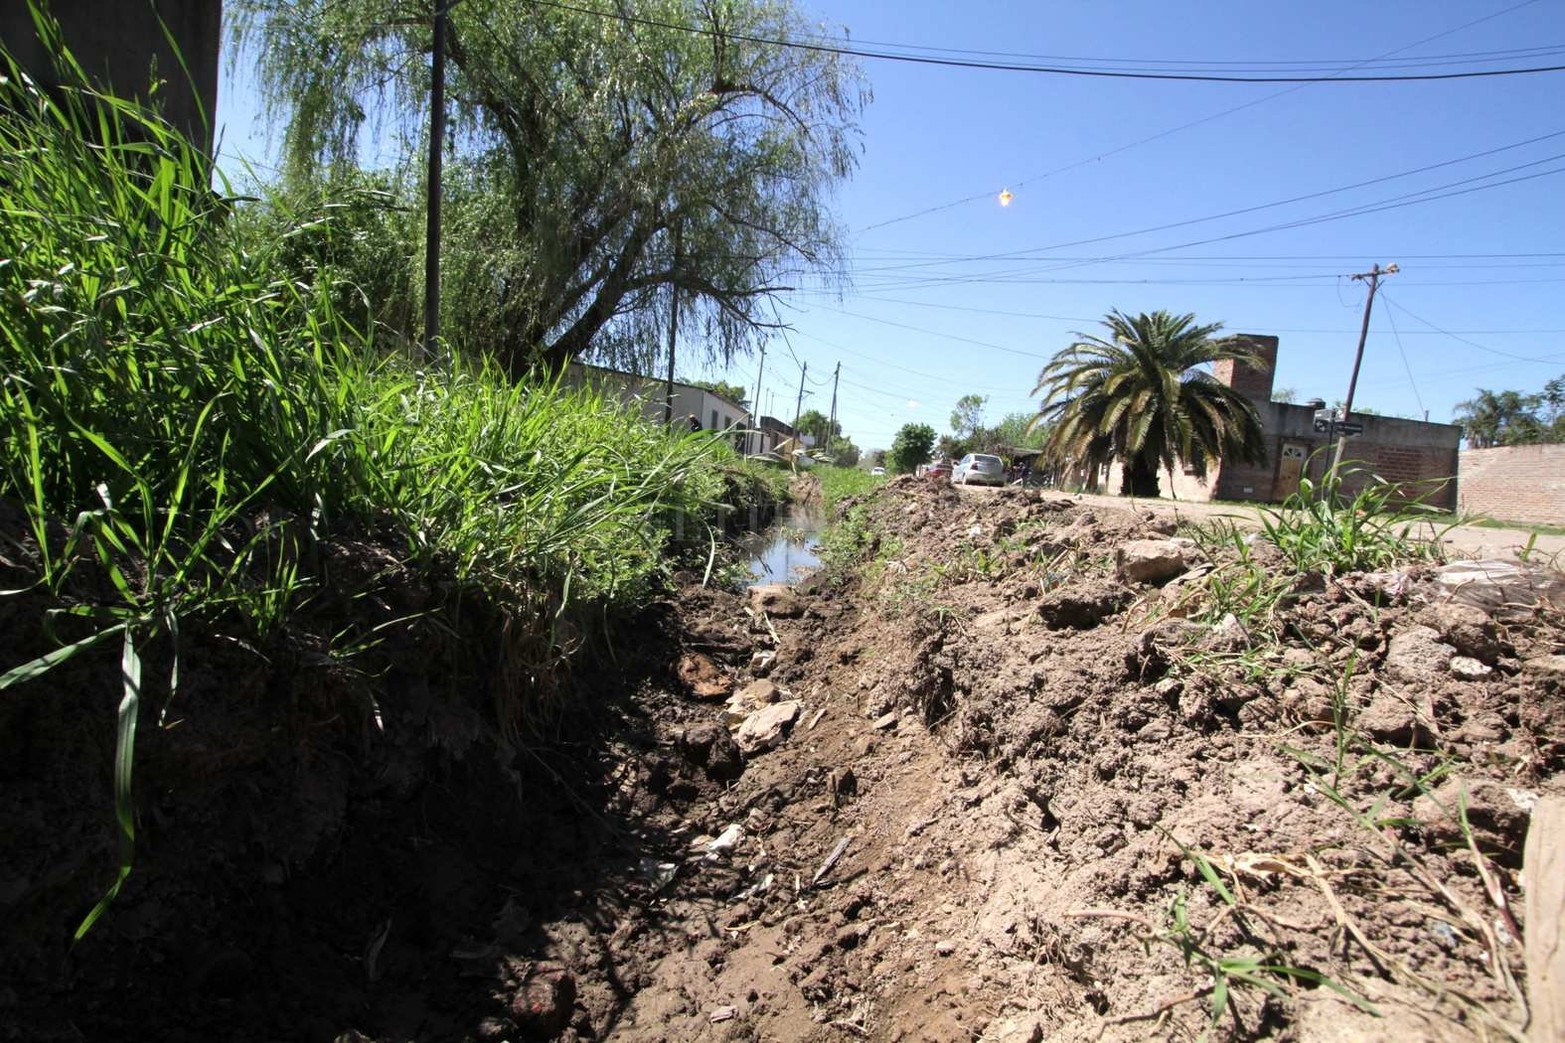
[1106, 334, 1461, 508]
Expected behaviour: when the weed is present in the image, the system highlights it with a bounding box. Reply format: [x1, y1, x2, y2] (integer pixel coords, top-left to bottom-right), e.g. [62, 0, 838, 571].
[1258, 463, 1452, 576]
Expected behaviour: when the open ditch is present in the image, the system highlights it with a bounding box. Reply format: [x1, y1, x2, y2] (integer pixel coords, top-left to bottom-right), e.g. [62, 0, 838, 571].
[2, 478, 1562, 1042]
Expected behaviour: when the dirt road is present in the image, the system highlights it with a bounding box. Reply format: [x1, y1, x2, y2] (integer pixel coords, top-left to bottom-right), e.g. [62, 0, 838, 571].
[956, 484, 1565, 562]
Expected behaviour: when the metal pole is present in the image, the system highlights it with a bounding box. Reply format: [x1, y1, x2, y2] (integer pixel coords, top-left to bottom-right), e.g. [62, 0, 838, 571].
[1329, 262, 1396, 473]
[422, 0, 448, 358]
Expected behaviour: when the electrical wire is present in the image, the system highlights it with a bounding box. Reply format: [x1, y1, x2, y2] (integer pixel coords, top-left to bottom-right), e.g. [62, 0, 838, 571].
[1378, 292, 1563, 364]
[529, 0, 1564, 82]
[855, 0, 1546, 232]
[1383, 306, 1427, 418]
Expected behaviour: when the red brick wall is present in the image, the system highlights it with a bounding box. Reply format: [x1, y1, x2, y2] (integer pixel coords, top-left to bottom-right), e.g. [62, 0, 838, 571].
[1459, 445, 1565, 524]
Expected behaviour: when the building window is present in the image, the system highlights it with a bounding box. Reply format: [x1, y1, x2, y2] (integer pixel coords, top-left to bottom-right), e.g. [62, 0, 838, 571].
[711, 409, 719, 431]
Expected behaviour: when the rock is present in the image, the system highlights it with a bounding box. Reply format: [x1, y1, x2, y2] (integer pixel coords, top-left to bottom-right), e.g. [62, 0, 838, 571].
[1429, 602, 1503, 662]
[509, 964, 576, 1039]
[1523, 654, 1565, 681]
[737, 678, 781, 707]
[1036, 579, 1131, 629]
[1207, 613, 1249, 653]
[934, 939, 957, 956]
[871, 711, 900, 731]
[748, 650, 775, 676]
[1384, 627, 1456, 683]
[677, 652, 733, 700]
[834, 924, 869, 950]
[1358, 691, 1433, 747]
[1116, 539, 1190, 585]
[679, 721, 744, 781]
[984, 1016, 1044, 1043]
[1414, 777, 1536, 863]
[735, 700, 801, 753]
[474, 1017, 516, 1042]
[748, 583, 803, 618]
[1449, 656, 1493, 681]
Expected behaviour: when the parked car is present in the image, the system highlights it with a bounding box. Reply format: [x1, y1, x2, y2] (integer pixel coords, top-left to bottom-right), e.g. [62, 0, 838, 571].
[953, 453, 1005, 486]
[923, 458, 952, 480]
[870, 466, 886, 476]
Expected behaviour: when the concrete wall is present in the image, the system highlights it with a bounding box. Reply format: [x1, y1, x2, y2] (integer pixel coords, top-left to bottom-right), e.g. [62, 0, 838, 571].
[1459, 444, 1565, 524]
[1, 1, 222, 155]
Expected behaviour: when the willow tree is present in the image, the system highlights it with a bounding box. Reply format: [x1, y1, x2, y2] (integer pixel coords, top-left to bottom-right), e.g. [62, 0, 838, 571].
[231, 0, 867, 374]
[1032, 310, 1266, 498]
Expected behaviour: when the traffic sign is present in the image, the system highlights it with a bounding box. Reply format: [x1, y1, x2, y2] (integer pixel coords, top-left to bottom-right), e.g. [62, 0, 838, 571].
[1313, 418, 1364, 435]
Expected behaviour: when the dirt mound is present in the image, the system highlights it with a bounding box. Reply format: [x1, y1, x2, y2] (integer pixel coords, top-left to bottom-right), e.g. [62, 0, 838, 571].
[4, 480, 1562, 1042]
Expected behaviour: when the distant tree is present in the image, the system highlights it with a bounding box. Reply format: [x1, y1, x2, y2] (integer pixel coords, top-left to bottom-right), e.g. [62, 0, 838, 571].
[830, 438, 861, 468]
[1454, 389, 1546, 448]
[1273, 387, 1298, 404]
[949, 393, 988, 442]
[691, 380, 750, 409]
[888, 423, 937, 474]
[869, 449, 887, 468]
[794, 408, 841, 444]
[1033, 309, 1266, 498]
[935, 434, 967, 461]
[989, 412, 1048, 452]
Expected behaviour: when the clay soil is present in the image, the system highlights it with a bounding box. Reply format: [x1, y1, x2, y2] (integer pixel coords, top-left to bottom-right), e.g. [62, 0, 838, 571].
[3, 480, 1562, 1042]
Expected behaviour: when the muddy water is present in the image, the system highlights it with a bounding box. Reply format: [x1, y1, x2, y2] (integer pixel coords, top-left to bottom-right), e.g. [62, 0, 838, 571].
[740, 505, 824, 584]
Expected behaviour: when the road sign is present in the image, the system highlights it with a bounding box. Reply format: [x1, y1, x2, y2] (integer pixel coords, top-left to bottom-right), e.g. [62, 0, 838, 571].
[1314, 418, 1364, 435]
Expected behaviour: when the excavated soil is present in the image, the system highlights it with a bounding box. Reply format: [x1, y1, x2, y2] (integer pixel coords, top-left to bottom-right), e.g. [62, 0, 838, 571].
[3, 480, 1563, 1042]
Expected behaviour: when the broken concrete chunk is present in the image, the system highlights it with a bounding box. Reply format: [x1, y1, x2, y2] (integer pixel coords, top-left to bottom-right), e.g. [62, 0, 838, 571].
[1384, 626, 1456, 683]
[871, 711, 900, 731]
[1116, 539, 1190, 585]
[734, 699, 801, 752]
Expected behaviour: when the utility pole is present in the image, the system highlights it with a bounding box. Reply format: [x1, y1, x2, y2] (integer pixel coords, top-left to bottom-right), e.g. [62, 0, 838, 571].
[793, 360, 807, 430]
[662, 225, 682, 426]
[1329, 262, 1398, 472]
[751, 346, 766, 454]
[826, 361, 841, 450]
[422, 0, 448, 358]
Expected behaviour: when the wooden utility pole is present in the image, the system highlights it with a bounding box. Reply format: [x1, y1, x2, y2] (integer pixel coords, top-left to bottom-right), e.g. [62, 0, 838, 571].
[663, 226, 682, 426]
[793, 360, 808, 429]
[1329, 262, 1397, 473]
[826, 361, 841, 450]
[422, 0, 448, 358]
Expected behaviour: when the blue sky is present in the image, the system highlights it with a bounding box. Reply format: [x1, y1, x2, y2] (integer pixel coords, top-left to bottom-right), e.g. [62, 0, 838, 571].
[216, 0, 1565, 451]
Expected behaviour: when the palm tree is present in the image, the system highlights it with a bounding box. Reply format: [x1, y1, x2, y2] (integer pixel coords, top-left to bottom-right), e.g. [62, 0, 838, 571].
[1031, 310, 1266, 497]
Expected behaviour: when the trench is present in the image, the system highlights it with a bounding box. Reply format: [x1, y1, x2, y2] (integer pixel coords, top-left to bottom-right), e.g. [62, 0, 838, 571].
[737, 504, 824, 585]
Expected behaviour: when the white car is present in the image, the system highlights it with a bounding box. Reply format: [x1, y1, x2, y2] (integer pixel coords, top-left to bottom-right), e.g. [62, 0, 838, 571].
[870, 466, 886, 476]
[953, 453, 1005, 486]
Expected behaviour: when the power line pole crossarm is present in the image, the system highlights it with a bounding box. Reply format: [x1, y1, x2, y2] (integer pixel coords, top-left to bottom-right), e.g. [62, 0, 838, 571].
[1330, 261, 1398, 473]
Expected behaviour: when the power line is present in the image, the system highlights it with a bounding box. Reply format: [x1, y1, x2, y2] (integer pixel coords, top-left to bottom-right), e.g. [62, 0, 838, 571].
[1383, 304, 1426, 419]
[530, 0, 1565, 82]
[1378, 292, 1564, 364]
[855, 0, 1546, 232]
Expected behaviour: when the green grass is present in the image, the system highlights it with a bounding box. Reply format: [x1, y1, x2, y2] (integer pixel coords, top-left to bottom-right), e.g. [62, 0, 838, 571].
[815, 464, 885, 511]
[0, 31, 775, 937]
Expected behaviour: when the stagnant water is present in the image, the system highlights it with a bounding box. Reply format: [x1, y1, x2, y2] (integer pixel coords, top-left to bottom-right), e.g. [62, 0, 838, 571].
[740, 505, 824, 585]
